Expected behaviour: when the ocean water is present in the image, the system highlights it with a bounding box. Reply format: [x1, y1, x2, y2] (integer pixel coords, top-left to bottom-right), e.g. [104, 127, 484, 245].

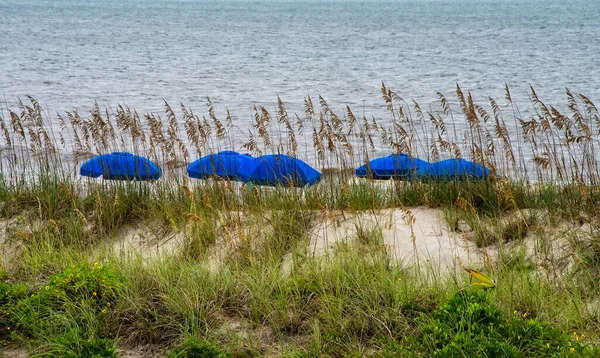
[0, 0, 599, 165]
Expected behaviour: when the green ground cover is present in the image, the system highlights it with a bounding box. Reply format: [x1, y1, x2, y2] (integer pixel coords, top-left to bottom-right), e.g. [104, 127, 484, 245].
[1, 178, 600, 357]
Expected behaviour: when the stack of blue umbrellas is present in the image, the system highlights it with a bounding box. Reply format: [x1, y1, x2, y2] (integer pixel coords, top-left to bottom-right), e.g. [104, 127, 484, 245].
[356, 155, 495, 181]
[80, 151, 322, 187]
[187, 152, 322, 187]
[79, 151, 493, 184]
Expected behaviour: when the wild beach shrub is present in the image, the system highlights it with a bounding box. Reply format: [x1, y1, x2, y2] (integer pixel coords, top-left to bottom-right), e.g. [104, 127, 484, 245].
[35, 330, 119, 358]
[0, 270, 30, 344]
[84, 186, 152, 235]
[37, 262, 121, 311]
[8, 263, 121, 348]
[384, 291, 599, 357]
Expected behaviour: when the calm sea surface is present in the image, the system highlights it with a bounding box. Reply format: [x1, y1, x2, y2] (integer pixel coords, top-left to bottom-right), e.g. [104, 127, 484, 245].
[1, 0, 599, 155]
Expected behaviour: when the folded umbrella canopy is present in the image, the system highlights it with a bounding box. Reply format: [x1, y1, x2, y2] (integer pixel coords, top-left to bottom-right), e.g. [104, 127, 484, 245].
[187, 151, 254, 180]
[355, 154, 429, 179]
[238, 154, 322, 187]
[416, 158, 493, 180]
[80, 152, 162, 180]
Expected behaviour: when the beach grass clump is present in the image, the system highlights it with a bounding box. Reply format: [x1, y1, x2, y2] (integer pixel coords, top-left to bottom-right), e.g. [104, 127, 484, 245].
[0, 271, 29, 346]
[34, 332, 119, 358]
[83, 243, 426, 355]
[2, 263, 121, 356]
[384, 290, 598, 357]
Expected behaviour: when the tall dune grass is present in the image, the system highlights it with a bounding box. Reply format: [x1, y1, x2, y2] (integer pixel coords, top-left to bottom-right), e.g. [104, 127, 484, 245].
[1, 83, 599, 185]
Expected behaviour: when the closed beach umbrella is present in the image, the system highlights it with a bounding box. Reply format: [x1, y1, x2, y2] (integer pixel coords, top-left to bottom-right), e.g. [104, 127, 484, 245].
[355, 154, 429, 179]
[187, 151, 253, 180]
[80, 152, 162, 180]
[417, 158, 492, 180]
[239, 154, 322, 187]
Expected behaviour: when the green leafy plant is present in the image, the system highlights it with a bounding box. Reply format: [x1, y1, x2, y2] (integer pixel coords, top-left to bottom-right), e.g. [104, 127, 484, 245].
[9, 263, 121, 347]
[0, 271, 30, 344]
[35, 330, 118, 357]
[387, 291, 599, 357]
[44, 262, 120, 310]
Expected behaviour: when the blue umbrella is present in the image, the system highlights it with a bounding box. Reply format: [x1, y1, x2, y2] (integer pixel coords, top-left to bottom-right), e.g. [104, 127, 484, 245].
[80, 152, 162, 180]
[187, 151, 253, 180]
[416, 158, 493, 180]
[355, 154, 429, 179]
[238, 154, 322, 187]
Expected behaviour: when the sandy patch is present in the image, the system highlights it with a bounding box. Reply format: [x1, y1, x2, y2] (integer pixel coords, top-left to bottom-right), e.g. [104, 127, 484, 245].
[308, 207, 487, 272]
[0, 217, 27, 270]
[117, 344, 164, 358]
[108, 221, 186, 260]
[1, 347, 28, 358]
[485, 213, 591, 278]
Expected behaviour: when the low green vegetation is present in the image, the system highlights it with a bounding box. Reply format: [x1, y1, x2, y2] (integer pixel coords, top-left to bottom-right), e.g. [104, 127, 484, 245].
[384, 291, 597, 357]
[3, 228, 600, 356]
[1, 263, 121, 357]
[2, 178, 600, 356]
